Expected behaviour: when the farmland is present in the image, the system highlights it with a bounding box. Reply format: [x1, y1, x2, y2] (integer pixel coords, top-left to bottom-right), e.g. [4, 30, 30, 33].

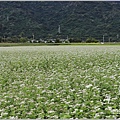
[0, 46, 120, 119]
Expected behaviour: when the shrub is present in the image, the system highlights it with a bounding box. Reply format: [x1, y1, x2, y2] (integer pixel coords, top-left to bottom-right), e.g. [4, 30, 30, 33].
[86, 37, 99, 43]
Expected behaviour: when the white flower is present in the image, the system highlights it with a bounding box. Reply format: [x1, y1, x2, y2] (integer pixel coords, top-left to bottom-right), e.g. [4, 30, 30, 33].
[104, 95, 111, 103]
[80, 110, 83, 112]
[48, 110, 55, 113]
[94, 113, 100, 118]
[9, 116, 18, 119]
[1, 112, 8, 116]
[86, 84, 93, 88]
[9, 116, 15, 119]
[107, 106, 112, 110]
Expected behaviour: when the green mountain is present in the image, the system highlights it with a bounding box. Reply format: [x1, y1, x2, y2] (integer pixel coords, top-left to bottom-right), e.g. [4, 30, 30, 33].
[0, 1, 120, 41]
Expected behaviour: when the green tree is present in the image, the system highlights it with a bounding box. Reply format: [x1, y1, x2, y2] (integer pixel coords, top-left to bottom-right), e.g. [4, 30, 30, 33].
[0, 37, 2, 43]
[55, 38, 61, 43]
[20, 37, 28, 43]
[69, 38, 81, 43]
[11, 36, 19, 43]
[86, 37, 99, 43]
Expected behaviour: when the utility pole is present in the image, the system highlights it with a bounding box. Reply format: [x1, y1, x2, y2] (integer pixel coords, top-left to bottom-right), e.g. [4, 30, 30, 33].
[117, 34, 119, 39]
[32, 34, 34, 40]
[103, 35, 104, 43]
[109, 37, 110, 43]
[67, 35, 68, 40]
[7, 16, 9, 22]
[3, 36, 5, 42]
[58, 25, 61, 34]
[116, 34, 119, 42]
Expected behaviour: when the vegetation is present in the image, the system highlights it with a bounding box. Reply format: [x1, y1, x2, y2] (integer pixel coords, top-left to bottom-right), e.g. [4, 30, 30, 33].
[0, 46, 120, 119]
[0, 1, 120, 42]
[86, 37, 99, 43]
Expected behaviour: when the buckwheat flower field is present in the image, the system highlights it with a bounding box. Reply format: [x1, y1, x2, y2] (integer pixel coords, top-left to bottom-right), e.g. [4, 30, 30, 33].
[0, 46, 120, 119]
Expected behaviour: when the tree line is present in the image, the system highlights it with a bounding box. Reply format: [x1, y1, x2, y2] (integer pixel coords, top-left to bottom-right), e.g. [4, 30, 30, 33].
[0, 35, 120, 43]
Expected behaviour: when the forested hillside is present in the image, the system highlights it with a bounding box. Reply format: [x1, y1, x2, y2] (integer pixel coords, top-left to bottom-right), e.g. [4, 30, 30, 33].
[0, 1, 120, 42]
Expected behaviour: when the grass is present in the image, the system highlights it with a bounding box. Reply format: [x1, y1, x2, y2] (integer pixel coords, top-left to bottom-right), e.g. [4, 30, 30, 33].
[0, 42, 120, 47]
[0, 46, 120, 119]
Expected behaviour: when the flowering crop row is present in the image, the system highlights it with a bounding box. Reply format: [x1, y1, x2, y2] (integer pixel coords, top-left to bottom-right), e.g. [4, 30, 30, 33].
[0, 46, 120, 119]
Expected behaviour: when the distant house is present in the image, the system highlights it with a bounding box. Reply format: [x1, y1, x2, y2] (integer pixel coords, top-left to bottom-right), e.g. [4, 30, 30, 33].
[30, 39, 38, 43]
[47, 39, 56, 43]
[30, 39, 35, 43]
